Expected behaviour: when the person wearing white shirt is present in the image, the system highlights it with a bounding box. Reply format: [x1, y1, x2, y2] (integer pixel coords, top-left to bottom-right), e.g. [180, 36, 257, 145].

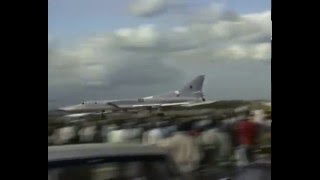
[141, 124, 164, 145]
[157, 122, 201, 173]
[55, 126, 76, 145]
[144, 127, 163, 145]
[78, 126, 96, 143]
[108, 128, 127, 143]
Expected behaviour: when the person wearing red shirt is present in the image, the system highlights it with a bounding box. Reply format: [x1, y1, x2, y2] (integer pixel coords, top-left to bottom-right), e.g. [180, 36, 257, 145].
[234, 115, 258, 167]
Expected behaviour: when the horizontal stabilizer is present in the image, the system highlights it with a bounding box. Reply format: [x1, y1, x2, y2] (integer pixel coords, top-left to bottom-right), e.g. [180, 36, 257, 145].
[107, 102, 120, 109]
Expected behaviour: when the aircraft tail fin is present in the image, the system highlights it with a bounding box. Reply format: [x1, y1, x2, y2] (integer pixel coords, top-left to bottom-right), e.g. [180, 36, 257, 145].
[179, 75, 205, 98]
[153, 75, 205, 99]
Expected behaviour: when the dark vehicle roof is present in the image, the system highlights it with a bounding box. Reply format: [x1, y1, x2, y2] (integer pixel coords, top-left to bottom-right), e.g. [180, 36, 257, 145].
[232, 163, 271, 180]
[48, 143, 168, 163]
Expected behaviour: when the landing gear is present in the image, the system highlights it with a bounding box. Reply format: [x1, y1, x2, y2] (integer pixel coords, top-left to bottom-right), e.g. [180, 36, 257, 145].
[156, 107, 165, 117]
[157, 107, 163, 112]
[145, 107, 153, 114]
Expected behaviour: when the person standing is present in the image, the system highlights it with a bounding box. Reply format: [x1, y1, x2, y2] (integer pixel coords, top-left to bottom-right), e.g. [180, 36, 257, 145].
[234, 114, 258, 167]
[157, 122, 201, 174]
[142, 124, 164, 145]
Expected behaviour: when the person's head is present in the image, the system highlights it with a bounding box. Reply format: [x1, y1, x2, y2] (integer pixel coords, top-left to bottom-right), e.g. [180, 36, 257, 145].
[265, 114, 271, 121]
[211, 119, 218, 127]
[157, 121, 166, 128]
[121, 123, 130, 129]
[215, 120, 223, 128]
[249, 113, 257, 122]
[177, 121, 192, 132]
[176, 123, 184, 132]
[112, 124, 120, 130]
[238, 110, 251, 121]
[142, 125, 150, 132]
[243, 110, 251, 117]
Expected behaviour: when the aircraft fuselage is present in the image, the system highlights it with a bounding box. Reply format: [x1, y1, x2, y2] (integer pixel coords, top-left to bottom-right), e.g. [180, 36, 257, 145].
[59, 97, 202, 113]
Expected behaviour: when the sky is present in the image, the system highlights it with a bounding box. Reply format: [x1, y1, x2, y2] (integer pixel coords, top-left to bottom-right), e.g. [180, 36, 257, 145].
[48, 0, 271, 110]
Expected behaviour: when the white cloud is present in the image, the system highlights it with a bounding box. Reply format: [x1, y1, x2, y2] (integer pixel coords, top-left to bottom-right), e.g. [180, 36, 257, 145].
[165, 10, 271, 62]
[216, 43, 271, 61]
[169, 43, 271, 63]
[172, 26, 188, 33]
[129, 0, 189, 17]
[251, 43, 271, 60]
[48, 8, 271, 100]
[114, 24, 159, 48]
[129, 0, 167, 17]
[187, 2, 240, 24]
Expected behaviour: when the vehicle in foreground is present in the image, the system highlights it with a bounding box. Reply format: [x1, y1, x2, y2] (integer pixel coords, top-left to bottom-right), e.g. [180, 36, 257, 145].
[48, 143, 184, 180]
